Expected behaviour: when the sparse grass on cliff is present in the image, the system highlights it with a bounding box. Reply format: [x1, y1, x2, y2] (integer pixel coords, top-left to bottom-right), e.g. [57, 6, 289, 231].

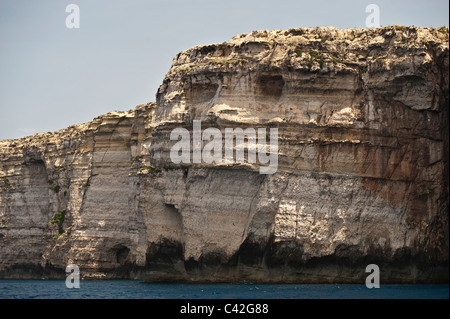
[438, 26, 449, 34]
[437, 26, 449, 40]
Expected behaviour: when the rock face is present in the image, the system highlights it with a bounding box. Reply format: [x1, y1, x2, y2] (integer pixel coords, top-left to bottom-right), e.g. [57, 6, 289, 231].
[0, 26, 448, 283]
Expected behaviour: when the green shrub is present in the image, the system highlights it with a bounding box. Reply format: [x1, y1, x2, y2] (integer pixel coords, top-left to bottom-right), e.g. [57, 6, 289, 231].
[437, 26, 449, 39]
[318, 57, 324, 68]
[358, 67, 368, 80]
[309, 50, 319, 58]
[49, 210, 66, 235]
[305, 51, 325, 69]
[49, 184, 60, 193]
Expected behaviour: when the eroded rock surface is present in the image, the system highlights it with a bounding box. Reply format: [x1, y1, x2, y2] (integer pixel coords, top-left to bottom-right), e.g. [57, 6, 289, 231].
[0, 26, 448, 282]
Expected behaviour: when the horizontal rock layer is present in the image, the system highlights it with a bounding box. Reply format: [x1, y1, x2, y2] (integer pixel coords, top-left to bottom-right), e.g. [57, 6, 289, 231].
[0, 26, 448, 283]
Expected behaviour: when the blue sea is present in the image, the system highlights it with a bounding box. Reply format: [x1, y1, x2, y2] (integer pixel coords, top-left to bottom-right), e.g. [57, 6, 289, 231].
[0, 280, 448, 299]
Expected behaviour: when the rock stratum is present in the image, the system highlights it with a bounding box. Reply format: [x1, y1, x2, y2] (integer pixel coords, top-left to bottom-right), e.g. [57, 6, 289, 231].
[0, 26, 448, 283]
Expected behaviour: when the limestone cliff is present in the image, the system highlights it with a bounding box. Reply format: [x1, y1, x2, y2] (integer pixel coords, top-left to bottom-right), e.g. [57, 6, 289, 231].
[0, 26, 448, 283]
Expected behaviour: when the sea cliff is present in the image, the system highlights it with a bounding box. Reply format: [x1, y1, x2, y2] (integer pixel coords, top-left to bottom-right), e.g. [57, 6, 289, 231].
[0, 26, 448, 282]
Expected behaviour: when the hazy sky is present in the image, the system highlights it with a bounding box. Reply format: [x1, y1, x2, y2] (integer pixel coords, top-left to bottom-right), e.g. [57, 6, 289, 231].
[0, 0, 448, 140]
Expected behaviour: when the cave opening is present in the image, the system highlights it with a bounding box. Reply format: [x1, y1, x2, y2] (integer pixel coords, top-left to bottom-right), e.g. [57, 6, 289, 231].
[256, 75, 285, 98]
[116, 246, 130, 264]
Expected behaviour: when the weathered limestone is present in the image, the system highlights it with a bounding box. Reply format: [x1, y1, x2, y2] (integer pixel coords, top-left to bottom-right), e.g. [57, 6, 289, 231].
[0, 26, 448, 282]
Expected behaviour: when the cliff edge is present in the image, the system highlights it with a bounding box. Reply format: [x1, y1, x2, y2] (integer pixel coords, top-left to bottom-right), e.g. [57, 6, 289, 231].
[0, 26, 448, 283]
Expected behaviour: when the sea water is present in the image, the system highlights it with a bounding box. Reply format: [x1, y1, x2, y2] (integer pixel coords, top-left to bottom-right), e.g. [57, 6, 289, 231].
[0, 280, 448, 299]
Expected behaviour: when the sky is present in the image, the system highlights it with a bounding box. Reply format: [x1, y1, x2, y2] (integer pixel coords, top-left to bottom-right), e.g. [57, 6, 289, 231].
[0, 0, 448, 140]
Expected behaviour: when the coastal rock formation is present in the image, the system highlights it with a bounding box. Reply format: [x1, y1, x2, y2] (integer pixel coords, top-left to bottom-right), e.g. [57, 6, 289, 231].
[0, 26, 448, 282]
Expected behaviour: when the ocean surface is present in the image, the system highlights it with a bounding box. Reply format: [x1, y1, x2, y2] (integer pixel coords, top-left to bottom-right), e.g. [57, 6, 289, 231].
[0, 280, 448, 299]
